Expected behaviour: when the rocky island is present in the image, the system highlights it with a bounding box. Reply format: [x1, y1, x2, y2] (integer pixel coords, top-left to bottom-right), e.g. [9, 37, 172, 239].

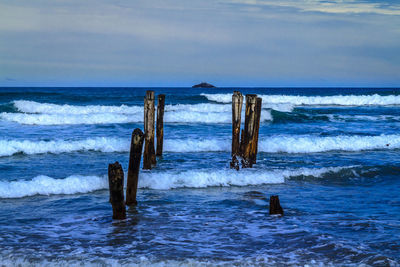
[192, 82, 216, 88]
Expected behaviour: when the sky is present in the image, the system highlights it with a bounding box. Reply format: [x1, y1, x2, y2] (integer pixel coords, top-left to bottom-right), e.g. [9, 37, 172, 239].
[0, 0, 399, 87]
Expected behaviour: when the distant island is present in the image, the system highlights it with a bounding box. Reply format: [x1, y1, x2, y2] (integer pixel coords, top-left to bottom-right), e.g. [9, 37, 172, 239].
[192, 82, 216, 88]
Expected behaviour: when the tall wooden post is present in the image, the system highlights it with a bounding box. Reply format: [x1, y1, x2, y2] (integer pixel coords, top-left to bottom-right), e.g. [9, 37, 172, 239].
[232, 91, 243, 156]
[251, 97, 262, 164]
[240, 94, 257, 168]
[126, 128, 145, 206]
[156, 94, 165, 157]
[143, 90, 156, 169]
[108, 162, 126, 220]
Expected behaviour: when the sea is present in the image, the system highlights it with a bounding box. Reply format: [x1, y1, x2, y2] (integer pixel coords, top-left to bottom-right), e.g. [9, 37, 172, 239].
[0, 87, 399, 266]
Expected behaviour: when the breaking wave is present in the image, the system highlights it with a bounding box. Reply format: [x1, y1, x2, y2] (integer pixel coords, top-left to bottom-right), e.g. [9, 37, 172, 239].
[0, 137, 128, 157]
[0, 166, 351, 198]
[201, 93, 400, 106]
[0, 175, 107, 198]
[0, 101, 272, 125]
[1, 134, 398, 157]
[13, 100, 143, 114]
[258, 134, 400, 153]
[0, 111, 272, 125]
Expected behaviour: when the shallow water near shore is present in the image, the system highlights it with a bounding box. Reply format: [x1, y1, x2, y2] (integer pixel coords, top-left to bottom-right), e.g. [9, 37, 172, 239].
[0, 87, 399, 266]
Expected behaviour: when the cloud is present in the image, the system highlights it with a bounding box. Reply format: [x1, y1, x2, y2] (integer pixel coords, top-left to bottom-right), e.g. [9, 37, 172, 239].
[0, 1, 233, 44]
[223, 0, 400, 16]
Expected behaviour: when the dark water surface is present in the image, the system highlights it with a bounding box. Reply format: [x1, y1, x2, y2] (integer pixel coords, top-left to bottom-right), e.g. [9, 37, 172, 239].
[0, 87, 399, 266]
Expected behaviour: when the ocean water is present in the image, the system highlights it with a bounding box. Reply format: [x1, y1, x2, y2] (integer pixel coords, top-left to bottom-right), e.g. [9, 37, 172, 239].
[0, 87, 399, 266]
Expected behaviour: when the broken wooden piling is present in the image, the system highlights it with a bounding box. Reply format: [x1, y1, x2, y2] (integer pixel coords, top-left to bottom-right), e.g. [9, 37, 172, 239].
[232, 91, 243, 157]
[156, 94, 165, 157]
[108, 162, 126, 220]
[251, 97, 262, 164]
[240, 94, 258, 168]
[143, 90, 156, 169]
[269, 195, 284, 215]
[126, 128, 145, 206]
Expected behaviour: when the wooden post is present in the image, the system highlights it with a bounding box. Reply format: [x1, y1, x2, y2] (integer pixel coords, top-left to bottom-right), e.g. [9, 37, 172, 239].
[269, 195, 284, 215]
[143, 90, 156, 169]
[240, 94, 257, 168]
[126, 128, 145, 206]
[156, 94, 165, 157]
[108, 162, 126, 220]
[251, 97, 262, 164]
[232, 91, 243, 156]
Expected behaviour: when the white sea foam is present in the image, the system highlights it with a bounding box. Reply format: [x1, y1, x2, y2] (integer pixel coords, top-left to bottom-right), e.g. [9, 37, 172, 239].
[13, 100, 143, 115]
[201, 93, 400, 106]
[138, 166, 347, 190]
[166, 134, 400, 154]
[14, 101, 232, 114]
[0, 113, 143, 125]
[0, 110, 272, 125]
[0, 166, 349, 198]
[13, 100, 287, 114]
[3, 101, 272, 125]
[167, 134, 400, 153]
[258, 134, 400, 153]
[0, 137, 129, 157]
[0, 137, 230, 157]
[1, 134, 398, 156]
[0, 175, 107, 198]
[164, 138, 230, 152]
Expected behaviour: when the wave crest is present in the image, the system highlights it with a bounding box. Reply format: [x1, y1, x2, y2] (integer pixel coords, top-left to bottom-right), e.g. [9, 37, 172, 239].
[0, 166, 351, 198]
[1, 134, 398, 157]
[201, 93, 400, 106]
[2, 101, 272, 125]
[0, 175, 107, 198]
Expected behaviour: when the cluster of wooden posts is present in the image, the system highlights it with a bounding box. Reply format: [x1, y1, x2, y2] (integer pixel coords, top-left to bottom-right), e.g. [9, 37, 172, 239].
[230, 92, 262, 170]
[108, 90, 283, 220]
[230, 91, 283, 215]
[108, 91, 165, 219]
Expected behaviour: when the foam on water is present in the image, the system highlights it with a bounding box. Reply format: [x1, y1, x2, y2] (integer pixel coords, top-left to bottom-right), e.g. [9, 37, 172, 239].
[1, 100, 273, 125]
[0, 137, 229, 156]
[0, 112, 141, 125]
[0, 110, 272, 125]
[0, 175, 107, 198]
[259, 134, 400, 153]
[0, 166, 350, 198]
[14, 100, 292, 113]
[202, 93, 400, 106]
[14, 101, 233, 114]
[138, 166, 347, 190]
[1, 134, 399, 156]
[164, 138, 230, 152]
[167, 134, 400, 153]
[0, 137, 128, 157]
[13, 100, 143, 114]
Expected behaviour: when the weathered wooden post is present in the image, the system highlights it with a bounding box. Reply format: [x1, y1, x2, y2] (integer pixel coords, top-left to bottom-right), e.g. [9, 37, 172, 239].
[251, 97, 262, 164]
[126, 128, 145, 206]
[156, 94, 165, 157]
[143, 90, 156, 169]
[269, 195, 284, 215]
[108, 162, 126, 220]
[232, 91, 243, 156]
[240, 94, 258, 168]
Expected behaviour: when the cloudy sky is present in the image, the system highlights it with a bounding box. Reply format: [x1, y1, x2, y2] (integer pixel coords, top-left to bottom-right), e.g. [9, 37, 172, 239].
[0, 0, 399, 87]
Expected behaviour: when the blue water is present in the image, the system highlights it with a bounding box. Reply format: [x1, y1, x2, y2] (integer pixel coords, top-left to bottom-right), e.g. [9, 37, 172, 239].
[0, 87, 399, 266]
